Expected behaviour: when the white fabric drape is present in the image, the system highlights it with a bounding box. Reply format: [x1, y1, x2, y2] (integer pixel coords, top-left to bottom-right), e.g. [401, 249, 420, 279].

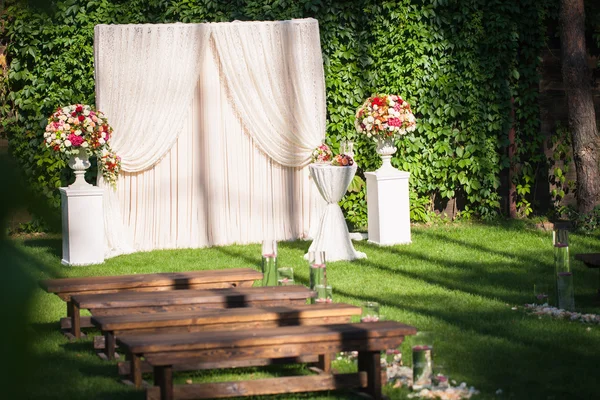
[94, 19, 326, 258]
[94, 24, 210, 172]
[306, 164, 366, 262]
[211, 20, 326, 167]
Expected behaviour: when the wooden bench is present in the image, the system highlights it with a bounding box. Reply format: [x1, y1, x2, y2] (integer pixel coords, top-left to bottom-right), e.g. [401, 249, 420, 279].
[70, 285, 315, 339]
[575, 253, 600, 295]
[39, 268, 262, 338]
[117, 321, 417, 400]
[93, 302, 361, 361]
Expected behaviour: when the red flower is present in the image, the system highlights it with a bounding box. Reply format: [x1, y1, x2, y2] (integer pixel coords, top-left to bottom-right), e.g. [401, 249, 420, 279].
[371, 97, 385, 107]
[75, 105, 83, 113]
[78, 115, 85, 122]
[71, 112, 77, 117]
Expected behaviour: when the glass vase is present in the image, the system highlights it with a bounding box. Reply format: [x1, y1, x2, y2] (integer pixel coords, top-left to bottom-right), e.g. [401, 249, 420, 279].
[553, 228, 574, 310]
[412, 332, 434, 391]
[315, 284, 333, 303]
[308, 251, 326, 304]
[361, 301, 380, 322]
[261, 240, 278, 287]
[277, 267, 295, 286]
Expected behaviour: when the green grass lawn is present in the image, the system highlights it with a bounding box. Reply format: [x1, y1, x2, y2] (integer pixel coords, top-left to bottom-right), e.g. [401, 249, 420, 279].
[2, 220, 600, 400]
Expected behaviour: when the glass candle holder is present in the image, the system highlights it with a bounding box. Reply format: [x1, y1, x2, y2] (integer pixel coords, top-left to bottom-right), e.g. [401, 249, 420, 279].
[533, 283, 550, 305]
[261, 240, 278, 287]
[277, 267, 295, 286]
[412, 332, 434, 390]
[361, 301, 380, 322]
[314, 284, 333, 303]
[345, 141, 354, 158]
[557, 272, 575, 311]
[553, 227, 573, 310]
[308, 251, 327, 288]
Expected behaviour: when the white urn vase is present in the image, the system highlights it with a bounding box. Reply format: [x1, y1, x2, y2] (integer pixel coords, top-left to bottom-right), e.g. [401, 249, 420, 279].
[68, 148, 92, 188]
[376, 136, 397, 173]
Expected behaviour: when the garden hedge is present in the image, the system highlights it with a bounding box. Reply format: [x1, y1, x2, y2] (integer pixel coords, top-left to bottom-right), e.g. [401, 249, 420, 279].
[1, 0, 561, 229]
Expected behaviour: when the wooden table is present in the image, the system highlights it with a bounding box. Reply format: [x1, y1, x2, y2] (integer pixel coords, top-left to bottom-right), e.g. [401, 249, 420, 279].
[70, 285, 315, 339]
[39, 268, 262, 338]
[117, 321, 417, 400]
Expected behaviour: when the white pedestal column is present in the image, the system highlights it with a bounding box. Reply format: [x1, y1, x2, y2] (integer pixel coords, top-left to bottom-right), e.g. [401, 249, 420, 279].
[60, 187, 105, 266]
[365, 168, 411, 246]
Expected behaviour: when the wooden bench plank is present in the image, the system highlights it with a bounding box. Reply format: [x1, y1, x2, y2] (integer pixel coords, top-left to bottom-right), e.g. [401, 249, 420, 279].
[118, 321, 416, 353]
[145, 373, 367, 400]
[575, 253, 600, 268]
[117, 355, 320, 376]
[92, 303, 361, 331]
[73, 285, 314, 309]
[40, 268, 262, 293]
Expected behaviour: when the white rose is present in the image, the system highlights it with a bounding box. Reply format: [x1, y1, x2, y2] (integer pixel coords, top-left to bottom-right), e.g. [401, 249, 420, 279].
[75, 130, 82, 136]
[63, 123, 71, 130]
[102, 148, 109, 156]
[373, 105, 379, 111]
[59, 115, 67, 121]
[366, 116, 374, 123]
[43, 132, 49, 138]
[388, 100, 396, 107]
[45, 138, 51, 143]
[81, 141, 89, 148]
[68, 118, 75, 124]
[51, 133, 56, 139]
[83, 109, 90, 116]
[99, 138, 106, 145]
[64, 140, 72, 147]
[87, 126, 93, 132]
[101, 131, 106, 138]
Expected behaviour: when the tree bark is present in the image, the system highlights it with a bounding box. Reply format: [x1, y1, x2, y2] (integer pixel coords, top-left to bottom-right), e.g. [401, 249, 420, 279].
[560, 0, 600, 214]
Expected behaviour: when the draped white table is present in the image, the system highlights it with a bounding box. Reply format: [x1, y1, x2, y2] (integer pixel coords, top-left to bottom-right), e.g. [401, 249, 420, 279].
[305, 164, 367, 262]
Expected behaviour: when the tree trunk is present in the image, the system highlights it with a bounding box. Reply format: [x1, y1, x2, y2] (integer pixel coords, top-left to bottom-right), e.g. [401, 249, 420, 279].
[560, 0, 600, 214]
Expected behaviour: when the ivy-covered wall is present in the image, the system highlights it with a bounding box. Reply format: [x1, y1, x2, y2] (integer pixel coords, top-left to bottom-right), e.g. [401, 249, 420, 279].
[1, 0, 556, 229]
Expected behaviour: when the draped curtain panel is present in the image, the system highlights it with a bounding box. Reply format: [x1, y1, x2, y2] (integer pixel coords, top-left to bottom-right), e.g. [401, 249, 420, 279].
[94, 19, 326, 258]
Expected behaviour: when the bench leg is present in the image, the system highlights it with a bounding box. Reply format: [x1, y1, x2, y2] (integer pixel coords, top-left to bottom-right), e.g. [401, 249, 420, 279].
[317, 353, 332, 373]
[358, 350, 382, 400]
[154, 365, 173, 400]
[105, 332, 116, 360]
[67, 300, 73, 318]
[129, 353, 143, 388]
[69, 302, 81, 339]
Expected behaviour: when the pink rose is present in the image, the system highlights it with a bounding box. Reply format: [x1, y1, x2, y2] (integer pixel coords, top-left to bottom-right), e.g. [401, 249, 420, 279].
[68, 133, 85, 147]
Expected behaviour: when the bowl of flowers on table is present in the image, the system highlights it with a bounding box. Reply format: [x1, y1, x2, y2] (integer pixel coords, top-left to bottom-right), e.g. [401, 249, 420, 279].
[311, 143, 333, 164]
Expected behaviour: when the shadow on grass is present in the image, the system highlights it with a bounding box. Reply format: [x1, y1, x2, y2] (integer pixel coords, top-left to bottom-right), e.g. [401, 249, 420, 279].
[22, 236, 63, 259]
[333, 283, 600, 399]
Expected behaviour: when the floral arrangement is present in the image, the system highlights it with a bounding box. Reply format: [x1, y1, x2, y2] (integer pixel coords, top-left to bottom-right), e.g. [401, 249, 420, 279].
[98, 148, 122, 187]
[44, 104, 121, 187]
[355, 94, 416, 139]
[331, 153, 354, 167]
[311, 143, 333, 163]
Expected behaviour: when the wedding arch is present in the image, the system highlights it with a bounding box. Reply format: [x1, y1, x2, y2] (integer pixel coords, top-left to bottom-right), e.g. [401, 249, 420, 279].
[94, 19, 326, 258]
